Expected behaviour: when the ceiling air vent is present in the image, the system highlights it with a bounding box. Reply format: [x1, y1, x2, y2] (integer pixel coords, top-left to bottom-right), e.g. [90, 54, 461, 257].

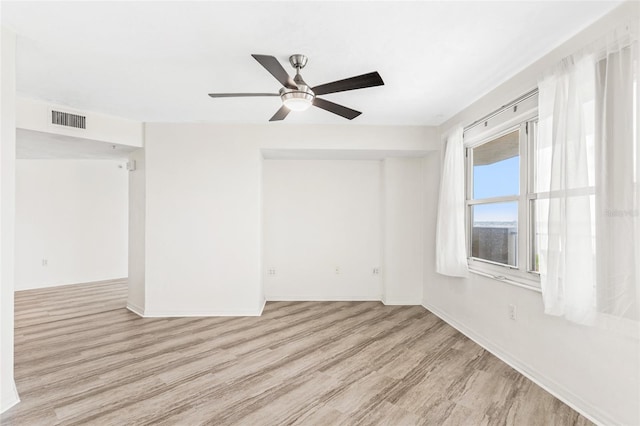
[51, 110, 86, 129]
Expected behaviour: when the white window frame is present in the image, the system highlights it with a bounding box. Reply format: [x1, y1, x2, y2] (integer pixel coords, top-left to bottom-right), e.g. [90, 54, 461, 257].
[464, 93, 541, 290]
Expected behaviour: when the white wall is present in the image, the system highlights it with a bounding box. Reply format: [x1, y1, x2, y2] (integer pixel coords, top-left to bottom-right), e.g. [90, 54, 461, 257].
[127, 149, 145, 315]
[143, 124, 264, 316]
[427, 3, 640, 425]
[15, 160, 128, 290]
[263, 160, 382, 300]
[383, 157, 427, 305]
[422, 152, 440, 299]
[1, 27, 20, 413]
[137, 123, 437, 316]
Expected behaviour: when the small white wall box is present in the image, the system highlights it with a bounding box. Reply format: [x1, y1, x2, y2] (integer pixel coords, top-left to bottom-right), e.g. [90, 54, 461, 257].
[126, 160, 136, 171]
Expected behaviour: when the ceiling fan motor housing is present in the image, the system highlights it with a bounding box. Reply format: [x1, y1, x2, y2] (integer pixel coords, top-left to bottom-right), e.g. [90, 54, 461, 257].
[280, 70, 315, 111]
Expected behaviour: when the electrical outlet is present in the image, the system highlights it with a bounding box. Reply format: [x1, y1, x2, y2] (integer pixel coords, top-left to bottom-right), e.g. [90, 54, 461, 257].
[508, 304, 517, 321]
[267, 267, 276, 276]
[335, 266, 340, 274]
[42, 259, 48, 267]
[373, 267, 380, 275]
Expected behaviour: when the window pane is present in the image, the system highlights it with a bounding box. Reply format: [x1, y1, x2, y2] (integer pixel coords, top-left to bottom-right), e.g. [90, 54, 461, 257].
[471, 202, 518, 266]
[532, 195, 595, 273]
[530, 199, 547, 272]
[473, 130, 520, 199]
[535, 118, 595, 193]
[533, 120, 551, 193]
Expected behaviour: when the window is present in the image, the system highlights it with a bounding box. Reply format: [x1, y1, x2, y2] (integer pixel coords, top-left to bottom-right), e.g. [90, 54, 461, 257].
[470, 130, 520, 267]
[465, 94, 540, 288]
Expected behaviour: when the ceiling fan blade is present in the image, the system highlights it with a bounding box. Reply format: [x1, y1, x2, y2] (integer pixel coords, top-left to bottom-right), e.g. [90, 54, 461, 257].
[311, 72, 384, 96]
[208, 93, 279, 98]
[251, 54, 298, 90]
[313, 98, 362, 120]
[269, 105, 291, 122]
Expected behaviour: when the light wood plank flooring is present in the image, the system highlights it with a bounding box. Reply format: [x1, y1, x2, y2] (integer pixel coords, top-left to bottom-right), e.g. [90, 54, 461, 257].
[3, 280, 591, 425]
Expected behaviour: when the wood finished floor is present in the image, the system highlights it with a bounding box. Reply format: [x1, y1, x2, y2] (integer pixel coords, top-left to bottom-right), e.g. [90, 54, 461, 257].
[2, 280, 591, 426]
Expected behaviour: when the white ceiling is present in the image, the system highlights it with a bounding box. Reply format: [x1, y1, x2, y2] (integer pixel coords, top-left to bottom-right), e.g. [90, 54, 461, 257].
[2, 1, 622, 126]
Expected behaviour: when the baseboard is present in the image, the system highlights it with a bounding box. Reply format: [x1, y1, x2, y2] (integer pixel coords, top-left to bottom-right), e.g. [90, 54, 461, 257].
[266, 296, 381, 302]
[126, 301, 145, 317]
[142, 308, 265, 317]
[129, 300, 267, 318]
[422, 301, 616, 426]
[16, 277, 128, 292]
[1, 381, 20, 414]
[257, 298, 267, 316]
[382, 299, 421, 306]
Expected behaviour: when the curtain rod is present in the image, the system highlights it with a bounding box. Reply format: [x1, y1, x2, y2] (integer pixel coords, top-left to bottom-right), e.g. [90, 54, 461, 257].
[463, 88, 539, 133]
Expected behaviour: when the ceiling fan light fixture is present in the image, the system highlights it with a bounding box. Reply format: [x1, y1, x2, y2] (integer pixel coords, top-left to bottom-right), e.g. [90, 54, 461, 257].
[281, 90, 314, 111]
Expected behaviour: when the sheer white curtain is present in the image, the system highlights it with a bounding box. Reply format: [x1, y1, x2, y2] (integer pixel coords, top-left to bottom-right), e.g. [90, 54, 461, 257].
[538, 26, 638, 325]
[538, 54, 597, 325]
[436, 126, 468, 277]
[595, 32, 639, 321]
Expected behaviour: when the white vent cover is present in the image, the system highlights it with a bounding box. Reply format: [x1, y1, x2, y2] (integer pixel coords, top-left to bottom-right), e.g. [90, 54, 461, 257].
[51, 110, 86, 129]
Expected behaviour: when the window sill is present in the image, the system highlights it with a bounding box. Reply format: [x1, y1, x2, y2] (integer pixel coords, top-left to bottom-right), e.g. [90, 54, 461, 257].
[468, 268, 542, 293]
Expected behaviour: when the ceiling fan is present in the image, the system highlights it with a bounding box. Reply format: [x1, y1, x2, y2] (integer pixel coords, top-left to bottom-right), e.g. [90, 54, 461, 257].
[208, 54, 384, 122]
